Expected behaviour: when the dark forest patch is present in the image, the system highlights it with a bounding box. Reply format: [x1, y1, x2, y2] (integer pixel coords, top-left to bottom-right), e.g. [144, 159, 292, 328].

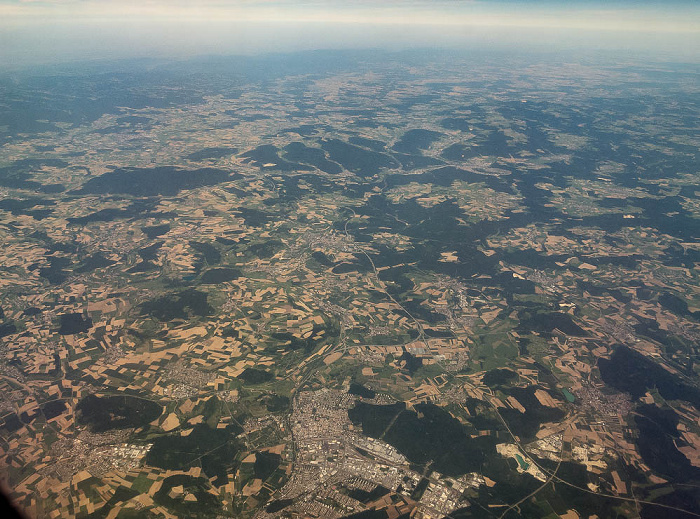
[200, 268, 241, 284]
[517, 311, 586, 337]
[283, 142, 342, 174]
[635, 405, 700, 481]
[349, 382, 376, 399]
[248, 240, 283, 259]
[76, 394, 162, 432]
[140, 289, 213, 321]
[146, 424, 242, 486]
[138, 241, 164, 261]
[141, 223, 170, 239]
[238, 368, 274, 385]
[0, 322, 17, 338]
[391, 129, 444, 154]
[266, 499, 294, 514]
[77, 166, 234, 196]
[599, 346, 700, 406]
[39, 256, 72, 284]
[189, 241, 221, 266]
[0, 413, 23, 434]
[320, 139, 398, 177]
[254, 451, 281, 480]
[482, 368, 518, 387]
[258, 394, 290, 413]
[41, 400, 67, 420]
[74, 252, 116, 273]
[58, 313, 93, 335]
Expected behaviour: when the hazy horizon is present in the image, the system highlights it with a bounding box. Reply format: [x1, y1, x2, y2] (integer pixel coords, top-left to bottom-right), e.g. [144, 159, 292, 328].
[1, 0, 699, 68]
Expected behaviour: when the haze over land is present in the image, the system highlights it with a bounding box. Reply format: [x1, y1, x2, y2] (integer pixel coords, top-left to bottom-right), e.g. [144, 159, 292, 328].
[0, 0, 699, 66]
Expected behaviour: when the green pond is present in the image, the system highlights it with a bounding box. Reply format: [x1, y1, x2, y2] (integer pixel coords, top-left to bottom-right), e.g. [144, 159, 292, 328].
[562, 389, 575, 403]
[515, 454, 530, 470]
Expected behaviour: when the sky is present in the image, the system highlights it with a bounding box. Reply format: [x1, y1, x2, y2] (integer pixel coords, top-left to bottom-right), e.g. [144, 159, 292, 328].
[1, 1, 699, 66]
